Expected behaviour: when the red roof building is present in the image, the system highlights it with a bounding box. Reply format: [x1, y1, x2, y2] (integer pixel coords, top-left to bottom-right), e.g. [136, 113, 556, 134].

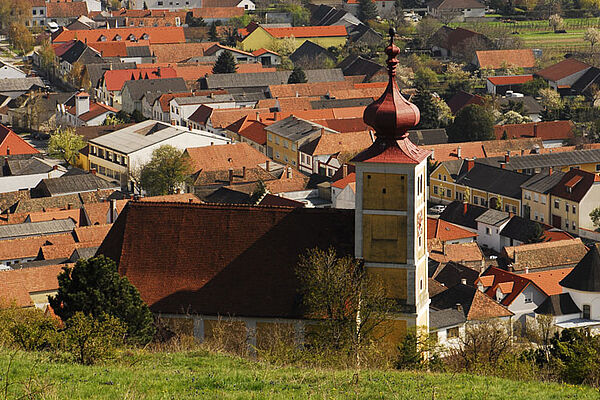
[0, 125, 39, 155]
[52, 26, 186, 45]
[493, 120, 574, 142]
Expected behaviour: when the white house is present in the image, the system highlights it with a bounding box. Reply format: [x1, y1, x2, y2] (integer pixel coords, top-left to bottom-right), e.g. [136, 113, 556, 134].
[56, 91, 118, 127]
[0, 158, 66, 194]
[169, 95, 236, 127]
[0, 62, 26, 80]
[87, 120, 230, 192]
[474, 209, 511, 252]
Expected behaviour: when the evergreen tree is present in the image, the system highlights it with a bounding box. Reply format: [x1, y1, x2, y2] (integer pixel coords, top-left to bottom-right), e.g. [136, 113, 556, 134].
[212, 50, 238, 74]
[208, 22, 219, 42]
[288, 66, 307, 84]
[447, 104, 495, 142]
[49, 256, 155, 345]
[412, 90, 439, 129]
[358, 0, 378, 21]
[525, 222, 548, 244]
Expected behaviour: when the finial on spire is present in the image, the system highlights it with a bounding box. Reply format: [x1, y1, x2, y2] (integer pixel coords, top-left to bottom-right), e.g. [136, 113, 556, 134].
[386, 27, 400, 78]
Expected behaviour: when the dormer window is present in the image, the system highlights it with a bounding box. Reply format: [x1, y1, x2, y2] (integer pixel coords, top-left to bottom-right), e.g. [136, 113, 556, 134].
[496, 288, 504, 301]
[114, 35, 121, 41]
[128, 34, 136, 41]
[141, 33, 149, 40]
[99, 35, 107, 41]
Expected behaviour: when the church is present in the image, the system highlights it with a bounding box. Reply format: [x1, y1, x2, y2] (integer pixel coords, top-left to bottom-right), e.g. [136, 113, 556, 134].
[97, 30, 430, 345]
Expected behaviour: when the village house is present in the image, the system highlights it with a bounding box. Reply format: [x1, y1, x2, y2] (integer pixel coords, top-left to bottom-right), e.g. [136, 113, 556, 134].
[56, 90, 117, 127]
[486, 75, 534, 95]
[474, 49, 536, 71]
[521, 170, 566, 224]
[224, 115, 271, 154]
[502, 238, 588, 273]
[52, 27, 187, 46]
[240, 25, 347, 52]
[493, 121, 574, 147]
[536, 58, 592, 94]
[120, 78, 188, 115]
[427, 0, 486, 21]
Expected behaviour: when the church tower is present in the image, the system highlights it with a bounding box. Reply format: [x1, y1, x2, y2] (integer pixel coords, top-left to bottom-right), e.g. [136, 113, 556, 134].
[352, 29, 430, 343]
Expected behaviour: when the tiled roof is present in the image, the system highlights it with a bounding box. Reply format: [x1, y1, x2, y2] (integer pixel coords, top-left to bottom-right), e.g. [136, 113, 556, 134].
[477, 267, 535, 306]
[39, 241, 100, 261]
[523, 267, 573, 296]
[102, 67, 177, 91]
[0, 233, 75, 261]
[439, 201, 488, 230]
[428, 138, 543, 162]
[429, 242, 483, 264]
[301, 131, 373, 156]
[433, 261, 480, 288]
[263, 25, 347, 38]
[502, 238, 588, 272]
[184, 143, 269, 173]
[66, 102, 117, 122]
[535, 293, 580, 316]
[0, 264, 67, 307]
[46, 1, 88, 18]
[225, 116, 269, 145]
[53, 27, 186, 45]
[81, 200, 128, 226]
[138, 193, 202, 203]
[475, 209, 511, 227]
[446, 91, 485, 114]
[0, 219, 75, 241]
[73, 224, 112, 243]
[494, 120, 574, 141]
[457, 162, 531, 200]
[0, 125, 39, 156]
[536, 58, 590, 82]
[154, 93, 194, 112]
[149, 42, 217, 63]
[97, 202, 354, 317]
[121, 77, 188, 101]
[193, 6, 244, 19]
[0, 190, 31, 213]
[427, 217, 477, 242]
[476, 49, 535, 69]
[521, 170, 566, 193]
[332, 172, 356, 190]
[430, 283, 513, 321]
[428, 278, 448, 298]
[26, 209, 83, 226]
[429, 308, 466, 330]
[550, 168, 596, 202]
[487, 75, 534, 86]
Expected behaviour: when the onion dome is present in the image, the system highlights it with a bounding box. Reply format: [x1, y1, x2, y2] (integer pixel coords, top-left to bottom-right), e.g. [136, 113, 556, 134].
[352, 28, 430, 164]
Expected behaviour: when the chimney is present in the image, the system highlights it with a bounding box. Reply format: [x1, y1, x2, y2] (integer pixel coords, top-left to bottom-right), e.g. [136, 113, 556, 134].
[500, 162, 506, 169]
[369, 130, 375, 143]
[265, 160, 270, 171]
[109, 199, 117, 223]
[457, 146, 462, 159]
[273, 111, 278, 120]
[189, 198, 193, 203]
[548, 167, 553, 175]
[157, 66, 161, 77]
[521, 149, 525, 156]
[461, 278, 467, 285]
[52, 165, 58, 170]
[242, 166, 246, 179]
[454, 303, 463, 313]
[430, 148, 435, 160]
[228, 168, 234, 184]
[286, 166, 292, 179]
[90, 168, 97, 175]
[5, 147, 9, 155]
[505, 151, 510, 164]
[75, 89, 90, 117]
[255, 111, 261, 122]
[342, 164, 348, 178]
[525, 266, 529, 274]
[67, 203, 73, 210]
[466, 158, 474, 172]
[463, 201, 468, 215]
[533, 123, 538, 137]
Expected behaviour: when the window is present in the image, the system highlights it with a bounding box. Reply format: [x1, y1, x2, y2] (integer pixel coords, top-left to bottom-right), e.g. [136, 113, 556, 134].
[284, 155, 288, 162]
[565, 220, 569, 229]
[573, 221, 576, 230]
[540, 216, 544, 222]
[438, 174, 441, 180]
[433, 186, 438, 194]
[583, 304, 591, 319]
[524, 291, 532, 303]
[554, 200, 560, 209]
[524, 191, 531, 200]
[486, 227, 491, 235]
[292, 143, 297, 151]
[267, 133, 273, 141]
[443, 175, 447, 182]
[33, 9, 36, 15]
[473, 196, 478, 205]
[275, 152, 280, 159]
[534, 212, 538, 221]
[446, 189, 451, 197]
[541, 195, 546, 205]
[505, 204, 510, 212]
[447, 327, 459, 338]
[275, 136, 279, 145]
[283, 140, 288, 149]
[565, 203, 569, 212]
[512, 206, 517, 213]
[533, 193, 539, 202]
[572, 205, 576, 214]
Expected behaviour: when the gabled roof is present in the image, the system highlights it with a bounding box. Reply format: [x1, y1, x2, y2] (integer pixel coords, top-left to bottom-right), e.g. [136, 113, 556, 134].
[300, 130, 372, 156]
[571, 66, 600, 93]
[477, 267, 537, 307]
[560, 243, 600, 292]
[499, 216, 554, 243]
[475, 209, 510, 227]
[225, 116, 269, 145]
[523, 268, 573, 296]
[203, 69, 345, 90]
[34, 173, 119, 197]
[433, 261, 481, 288]
[536, 58, 590, 82]
[149, 42, 217, 63]
[427, 217, 477, 242]
[502, 238, 588, 272]
[487, 75, 534, 86]
[193, 6, 244, 19]
[121, 77, 188, 101]
[521, 170, 566, 193]
[0, 233, 75, 261]
[103, 67, 178, 91]
[550, 168, 597, 202]
[266, 116, 334, 142]
[429, 308, 466, 330]
[46, 1, 88, 18]
[0, 125, 39, 155]
[52, 27, 186, 45]
[0, 219, 76, 241]
[262, 25, 347, 39]
[97, 202, 354, 317]
[457, 162, 531, 200]
[439, 201, 488, 230]
[0, 264, 67, 307]
[494, 120, 573, 141]
[446, 90, 485, 114]
[427, 0, 484, 9]
[290, 41, 335, 64]
[430, 283, 513, 321]
[338, 55, 385, 80]
[184, 142, 269, 174]
[476, 49, 535, 69]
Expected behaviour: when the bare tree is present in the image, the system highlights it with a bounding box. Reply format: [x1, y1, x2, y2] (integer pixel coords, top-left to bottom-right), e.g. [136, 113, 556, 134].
[453, 319, 513, 372]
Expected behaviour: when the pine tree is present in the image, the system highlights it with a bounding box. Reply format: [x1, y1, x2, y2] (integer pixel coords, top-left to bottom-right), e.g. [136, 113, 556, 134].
[208, 22, 219, 42]
[447, 104, 495, 143]
[212, 50, 238, 74]
[288, 66, 307, 84]
[412, 90, 439, 129]
[358, 0, 378, 22]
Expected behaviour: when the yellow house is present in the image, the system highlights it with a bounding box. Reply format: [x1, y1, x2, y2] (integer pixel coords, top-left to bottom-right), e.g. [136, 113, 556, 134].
[240, 25, 347, 52]
[520, 170, 565, 225]
[430, 159, 530, 216]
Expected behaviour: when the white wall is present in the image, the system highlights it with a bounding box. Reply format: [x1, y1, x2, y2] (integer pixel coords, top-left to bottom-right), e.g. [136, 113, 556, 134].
[565, 288, 600, 320]
[476, 220, 509, 252]
[332, 185, 355, 209]
[508, 284, 547, 323]
[0, 170, 65, 194]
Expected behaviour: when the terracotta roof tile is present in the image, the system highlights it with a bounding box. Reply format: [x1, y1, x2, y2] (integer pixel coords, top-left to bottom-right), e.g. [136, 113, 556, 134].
[487, 75, 534, 86]
[39, 241, 100, 261]
[523, 267, 573, 296]
[46, 1, 88, 18]
[73, 224, 112, 243]
[82, 200, 128, 226]
[332, 172, 356, 189]
[493, 120, 574, 141]
[304, 131, 373, 156]
[428, 138, 543, 162]
[193, 7, 244, 19]
[263, 25, 347, 38]
[149, 42, 217, 63]
[53, 27, 186, 45]
[184, 143, 269, 174]
[66, 102, 117, 122]
[138, 193, 202, 203]
[503, 238, 588, 271]
[476, 49, 535, 69]
[427, 217, 478, 242]
[102, 67, 177, 91]
[225, 116, 270, 145]
[26, 209, 83, 226]
[536, 58, 590, 82]
[0, 233, 75, 261]
[0, 264, 69, 307]
[0, 125, 39, 155]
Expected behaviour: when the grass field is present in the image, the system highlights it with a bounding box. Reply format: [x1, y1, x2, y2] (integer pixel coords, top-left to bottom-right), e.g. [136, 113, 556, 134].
[1, 350, 599, 399]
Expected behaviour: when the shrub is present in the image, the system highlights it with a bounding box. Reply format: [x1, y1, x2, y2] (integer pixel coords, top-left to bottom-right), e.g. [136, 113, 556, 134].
[0, 306, 59, 351]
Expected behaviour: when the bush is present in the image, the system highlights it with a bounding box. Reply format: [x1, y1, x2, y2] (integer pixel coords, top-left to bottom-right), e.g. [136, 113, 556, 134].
[63, 312, 126, 365]
[0, 306, 59, 351]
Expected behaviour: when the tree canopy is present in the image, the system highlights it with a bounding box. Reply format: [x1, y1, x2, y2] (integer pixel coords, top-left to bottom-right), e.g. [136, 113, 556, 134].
[447, 104, 495, 142]
[212, 50, 238, 74]
[49, 255, 155, 345]
[358, 0, 378, 22]
[288, 67, 307, 84]
[139, 145, 191, 196]
[48, 127, 86, 166]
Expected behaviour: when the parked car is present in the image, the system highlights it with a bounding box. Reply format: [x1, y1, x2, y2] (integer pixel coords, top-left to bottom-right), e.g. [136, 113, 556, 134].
[429, 205, 446, 214]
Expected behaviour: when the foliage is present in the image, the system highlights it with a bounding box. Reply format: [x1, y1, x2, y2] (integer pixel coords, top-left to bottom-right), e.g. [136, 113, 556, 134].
[358, 0, 378, 22]
[64, 312, 126, 365]
[296, 247, 394, 356]
[414, 67, 437, 90]
[38, 40, 57, 73]
[0, 306, 59, 351]
[108, 0, 121, 10]
[412, 90, 439, 129]
[590, 206, 600, 231]
[520, 77, 547, 97]
[499, 110, 532, 125]
[212, 50, 238, 74]
[48, 127, 86, 165]
[283, 4, 310, 26]
[8, 23, 34, 54]
[524, 222, 548, 243]
[250, 180, 267, 204]
[49, 255, 155, 345]
[0, 0, 30, 27]
[102, 113, 126, 126]
[444, 63, 472, 98]
[447, 104, 495, 142]
[139, 145, 191, 196]
[584, 27, 600, 50]
[272, 36, 297, 56]
[188, 16, 206, 27]
[288, 66, 307, 84]
[548, 14, 563, 31]
[227, 14, 252, 29]
[413, 18, 442, 48]
[545, 329, 600, 386]
[208, 22, 219, 42]
[539, 87, 563, 110]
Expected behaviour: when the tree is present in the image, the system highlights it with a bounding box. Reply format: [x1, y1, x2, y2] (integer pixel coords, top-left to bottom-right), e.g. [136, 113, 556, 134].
[64, 312, 126, 365]
[208, 22, 219, 42]
[412, 90, 439, 129]
[521, 77, 547, 97]
[188, 16, 206, 27]
[539, 87, 563, 120]
[499, 110, 531, 125]
[48, 127, 86, 166]
[414, 67, 437, 90]
[288, 66, 307, 84]
[139, 145, 191, 196]
[296, 247, 394, 357]
[414, 18, 442, 48]
[454, 319, 513, 371]
[38, 40, 57, 74]
[584, 28, 600, 51]
[358, 0, 378, 22]
[447, 104, 495, 142]
[49, 255, 155, 345]
[548, 14, 563, 32]
[8, 23, 34, 54]
[590, 206, 600, 231]
[524, 222, 547, 243]
[109, 0, 121, 10]
[284, 4, 310, 26]
[212, 50, 237, 74]
[444, 63, 472, 98]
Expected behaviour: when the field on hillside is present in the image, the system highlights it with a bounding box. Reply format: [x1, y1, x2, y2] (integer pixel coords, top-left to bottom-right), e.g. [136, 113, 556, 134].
[1, 350, 598, 399]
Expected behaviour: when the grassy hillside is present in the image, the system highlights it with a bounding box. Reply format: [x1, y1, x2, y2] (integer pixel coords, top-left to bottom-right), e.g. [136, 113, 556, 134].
[1, 350, 598, 399]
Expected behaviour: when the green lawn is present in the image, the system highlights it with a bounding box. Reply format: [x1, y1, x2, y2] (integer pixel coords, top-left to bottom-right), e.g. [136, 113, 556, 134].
[1, 350, 599, 399]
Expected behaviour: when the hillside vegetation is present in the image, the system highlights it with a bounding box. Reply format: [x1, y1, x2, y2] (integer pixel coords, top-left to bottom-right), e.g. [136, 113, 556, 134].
[1, 350, 598, 399]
